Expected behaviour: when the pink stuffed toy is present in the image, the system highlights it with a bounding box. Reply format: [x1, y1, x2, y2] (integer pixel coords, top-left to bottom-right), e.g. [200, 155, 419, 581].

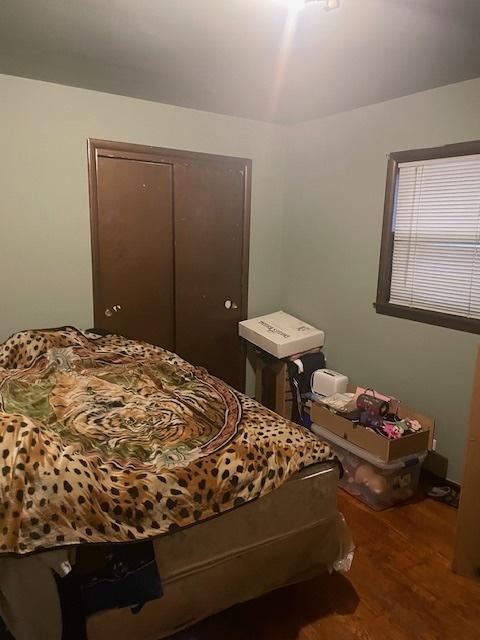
[382, 421, 402, 439]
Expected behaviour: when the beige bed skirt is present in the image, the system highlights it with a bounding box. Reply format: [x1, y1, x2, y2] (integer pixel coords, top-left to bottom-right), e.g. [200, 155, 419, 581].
[87, 462, 353, 640]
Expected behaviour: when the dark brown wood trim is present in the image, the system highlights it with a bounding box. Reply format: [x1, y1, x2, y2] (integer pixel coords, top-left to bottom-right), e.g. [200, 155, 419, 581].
[375, 155, 398, 307]
[454, 346, 480, 580]
[375, 302, 480, 335]
[238, 161, 253, 384]
[88, 138, 251, 168]
[390, 139, 480, 164]
[87, 138, 102, 328]
[241, 161, 252, 323]
[375, 138, 480, 335]
[87, 138, 252, 386]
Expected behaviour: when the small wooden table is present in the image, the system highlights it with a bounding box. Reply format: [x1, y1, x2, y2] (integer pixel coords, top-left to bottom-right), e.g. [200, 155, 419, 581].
[253, 350, 293, 420]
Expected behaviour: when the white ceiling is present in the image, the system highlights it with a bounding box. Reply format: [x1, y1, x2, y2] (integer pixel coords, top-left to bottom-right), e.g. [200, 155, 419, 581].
[1, 0, 479, 123]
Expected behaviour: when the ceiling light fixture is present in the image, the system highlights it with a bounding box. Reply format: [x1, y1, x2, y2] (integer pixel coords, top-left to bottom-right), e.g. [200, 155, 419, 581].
[279, 0, 339, 12]
[307, 0, 340, 9]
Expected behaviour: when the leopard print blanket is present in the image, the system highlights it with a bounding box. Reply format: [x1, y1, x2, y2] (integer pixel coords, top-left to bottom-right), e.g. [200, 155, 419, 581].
[0, 327, 332, 555]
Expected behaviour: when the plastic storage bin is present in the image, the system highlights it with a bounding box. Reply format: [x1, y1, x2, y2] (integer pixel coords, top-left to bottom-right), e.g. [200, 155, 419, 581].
[312, 423, 427, 510]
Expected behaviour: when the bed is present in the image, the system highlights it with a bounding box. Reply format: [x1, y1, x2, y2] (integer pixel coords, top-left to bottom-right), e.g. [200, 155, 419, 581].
[0, 327, 352, 639]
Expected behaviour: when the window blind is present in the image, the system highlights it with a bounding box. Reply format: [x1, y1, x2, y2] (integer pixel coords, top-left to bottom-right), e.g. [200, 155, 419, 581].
[389, 153, 480, 319]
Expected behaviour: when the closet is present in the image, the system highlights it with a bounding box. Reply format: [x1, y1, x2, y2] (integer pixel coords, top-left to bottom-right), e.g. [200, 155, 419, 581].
[88, 139, 251, 391]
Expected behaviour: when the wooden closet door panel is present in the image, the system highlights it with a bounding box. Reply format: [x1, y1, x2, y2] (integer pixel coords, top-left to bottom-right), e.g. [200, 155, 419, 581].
[174, 162, 248, 390]
[92, 156, 175, 350]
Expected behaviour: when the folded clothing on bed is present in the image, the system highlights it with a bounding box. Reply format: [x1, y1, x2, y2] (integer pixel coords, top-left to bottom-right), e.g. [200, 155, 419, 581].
[0, 327, 333, 555]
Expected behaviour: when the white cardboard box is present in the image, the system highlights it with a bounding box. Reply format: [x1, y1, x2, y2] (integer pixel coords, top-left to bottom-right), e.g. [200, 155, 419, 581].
[239, 311, 325, 359]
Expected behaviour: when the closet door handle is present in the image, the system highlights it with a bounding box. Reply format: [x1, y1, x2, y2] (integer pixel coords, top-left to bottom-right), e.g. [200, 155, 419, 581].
[105, 305, 122, 317]
[224, 300, 238, 310]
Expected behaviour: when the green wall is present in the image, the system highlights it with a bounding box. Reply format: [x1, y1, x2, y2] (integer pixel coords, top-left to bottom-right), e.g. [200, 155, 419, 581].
[0, 73, 285, 341]
[2, 72, 480, 480]
[281, 78, 480, 482]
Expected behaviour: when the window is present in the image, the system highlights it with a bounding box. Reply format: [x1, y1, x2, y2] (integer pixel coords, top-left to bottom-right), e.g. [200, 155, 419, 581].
[376, 140, 480, 334]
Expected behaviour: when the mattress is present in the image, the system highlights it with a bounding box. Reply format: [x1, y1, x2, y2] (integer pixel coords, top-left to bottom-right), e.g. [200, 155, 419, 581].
[87, 461, 353, 640]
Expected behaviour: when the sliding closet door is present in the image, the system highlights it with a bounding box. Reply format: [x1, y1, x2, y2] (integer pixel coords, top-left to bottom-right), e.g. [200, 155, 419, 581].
[91, 155, 175, 350]
[89, 140, 251, 391]
[174, 161, 249, 391]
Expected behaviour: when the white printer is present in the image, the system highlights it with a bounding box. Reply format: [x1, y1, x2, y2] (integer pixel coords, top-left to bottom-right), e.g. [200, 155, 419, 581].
[311, 369, 349, 397]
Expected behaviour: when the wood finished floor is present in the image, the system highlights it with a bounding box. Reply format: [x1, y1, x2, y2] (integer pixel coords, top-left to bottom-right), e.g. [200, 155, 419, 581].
[173, 491, 480, 640]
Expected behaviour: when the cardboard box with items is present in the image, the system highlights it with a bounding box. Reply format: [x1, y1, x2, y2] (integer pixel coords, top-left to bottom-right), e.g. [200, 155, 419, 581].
[311, 386, 434, 463]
